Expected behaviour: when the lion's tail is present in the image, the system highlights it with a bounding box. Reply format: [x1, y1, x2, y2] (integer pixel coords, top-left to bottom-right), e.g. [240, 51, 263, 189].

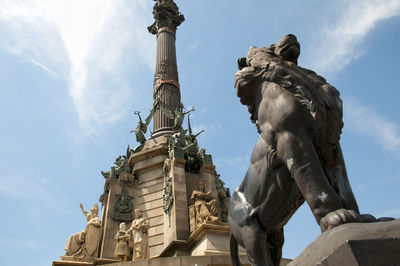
[230, 233, 241, 266]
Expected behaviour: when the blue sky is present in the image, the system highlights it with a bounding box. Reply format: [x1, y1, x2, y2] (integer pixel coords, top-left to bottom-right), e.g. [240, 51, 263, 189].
[0, 0, 400, 265]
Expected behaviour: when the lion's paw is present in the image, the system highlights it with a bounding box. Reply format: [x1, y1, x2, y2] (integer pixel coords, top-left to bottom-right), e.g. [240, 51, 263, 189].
[360, 213, 395, 223]
[320, 208, 360, 232]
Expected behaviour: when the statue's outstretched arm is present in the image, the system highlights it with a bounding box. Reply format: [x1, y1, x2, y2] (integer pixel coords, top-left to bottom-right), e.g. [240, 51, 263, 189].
[80, 203, 88, 219]
[193, 130, 204, 138]
[144, 109, 154, 127]
[183, 106, 195, 115]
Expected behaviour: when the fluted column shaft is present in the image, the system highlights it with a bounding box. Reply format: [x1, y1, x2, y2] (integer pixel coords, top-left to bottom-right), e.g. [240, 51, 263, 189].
[153, 28, 181, 134]
[148, 0, 184, 136]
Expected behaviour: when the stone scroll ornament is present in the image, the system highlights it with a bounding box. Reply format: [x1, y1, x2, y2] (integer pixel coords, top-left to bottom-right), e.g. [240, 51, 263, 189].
[228, 34, 394, 266]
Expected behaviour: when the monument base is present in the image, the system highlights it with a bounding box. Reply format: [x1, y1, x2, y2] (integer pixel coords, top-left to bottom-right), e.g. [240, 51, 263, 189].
[159, 223, 245, 257]
[104, 255, 292, 266]
[53, 256, 119, 266]
[288, 218, 400, 266]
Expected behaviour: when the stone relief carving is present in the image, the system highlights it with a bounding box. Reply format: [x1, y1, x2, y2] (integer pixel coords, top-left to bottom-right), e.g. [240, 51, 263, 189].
[128, 209, 150, 261]
[64, 203, 102, 258]
[114, 222, 130, 262]
[163, 159, 173, 215]
[112, 186, 134, 223]
[189, 180, 220, 233]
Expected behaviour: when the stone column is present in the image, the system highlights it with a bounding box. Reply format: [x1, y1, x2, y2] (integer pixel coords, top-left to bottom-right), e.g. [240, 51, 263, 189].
[164, 158, 189, 251]
[148, 0, 185, 136]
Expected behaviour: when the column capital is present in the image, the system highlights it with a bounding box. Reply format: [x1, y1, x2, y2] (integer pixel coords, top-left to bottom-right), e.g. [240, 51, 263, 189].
[148, 0, 185, 35]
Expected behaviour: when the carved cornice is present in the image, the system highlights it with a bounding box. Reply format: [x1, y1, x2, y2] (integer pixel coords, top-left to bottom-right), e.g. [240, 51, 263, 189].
[148, 0, 185, 35]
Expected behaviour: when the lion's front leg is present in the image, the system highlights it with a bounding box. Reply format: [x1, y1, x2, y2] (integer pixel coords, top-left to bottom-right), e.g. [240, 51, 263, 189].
[275, 128, 360, 228]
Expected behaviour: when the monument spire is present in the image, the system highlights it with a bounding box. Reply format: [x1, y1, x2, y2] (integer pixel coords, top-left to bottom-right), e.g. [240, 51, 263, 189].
[148, 0, 185, 136]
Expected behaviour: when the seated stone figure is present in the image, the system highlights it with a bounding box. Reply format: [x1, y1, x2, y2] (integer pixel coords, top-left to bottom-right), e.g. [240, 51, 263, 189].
[64, 203, 102, 258]
[190, 180, 220, 229]
[229, 34, 393, 266]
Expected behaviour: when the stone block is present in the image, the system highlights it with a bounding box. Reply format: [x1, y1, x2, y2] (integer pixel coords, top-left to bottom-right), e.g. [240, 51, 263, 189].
[148, 233, 164, 247]
[149, 215, 164, 227]
[148, 224, 164, 236]
[135, 191, 163, 206]
[146, 207, 164, 219]
[288, 219, 400, 266]
[133, 183, 164, 197]
[136, 178, 163, 189]
[136, 170, 163, 184]
[136, 198, 163, 211]
[148, 244, 164, 257]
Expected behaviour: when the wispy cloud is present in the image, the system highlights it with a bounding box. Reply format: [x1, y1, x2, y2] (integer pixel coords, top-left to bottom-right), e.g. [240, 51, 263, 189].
[214, 155, 250, 170]
[310, 0, 400, 73]
[31, 59, 60, 78]
[0, 0, 155, 135]
[192, 123, 222, 134]
[344, 97, 400, 154]
[187, 42, 198, 52]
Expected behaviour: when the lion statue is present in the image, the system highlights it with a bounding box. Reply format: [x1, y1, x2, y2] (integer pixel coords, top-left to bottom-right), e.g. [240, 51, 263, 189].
[228, 34, 393, 266]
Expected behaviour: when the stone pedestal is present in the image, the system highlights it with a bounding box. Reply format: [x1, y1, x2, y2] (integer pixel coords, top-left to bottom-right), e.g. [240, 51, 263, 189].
[100, 178, 135, 259]
[129, 141, 170, 258]
[52, 256, 118, 266]
[99, 255, 293, 266]
[288, 219, 400, 266]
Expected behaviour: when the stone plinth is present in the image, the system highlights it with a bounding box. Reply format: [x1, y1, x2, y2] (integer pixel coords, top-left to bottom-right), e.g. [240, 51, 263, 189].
[100, 255, 292, 266]
[103, 255, 250, 266]
[157, 223, 246, 258]
[190, 224, 236, 256]
[288, 219, 400, 266]
[129, 143, 170, 258]
[53, 256, 118, 266]
[100, 178, 135, 259]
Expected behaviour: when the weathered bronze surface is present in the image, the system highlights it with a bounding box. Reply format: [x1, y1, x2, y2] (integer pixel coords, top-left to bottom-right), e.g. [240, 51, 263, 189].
[229, 34, 393, 266]
[149, 0, 185, 135]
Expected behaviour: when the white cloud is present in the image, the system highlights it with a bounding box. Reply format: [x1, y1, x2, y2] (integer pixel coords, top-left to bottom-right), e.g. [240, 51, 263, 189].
[310, 0, 400, 73]
[187, 43, 198, 51]
[344, 97, 400, 154]
[31, 59, 60, 78]
[192, 123, 222, 134]
[214, 155, 250, 170]
[0, 0, 155, 135]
